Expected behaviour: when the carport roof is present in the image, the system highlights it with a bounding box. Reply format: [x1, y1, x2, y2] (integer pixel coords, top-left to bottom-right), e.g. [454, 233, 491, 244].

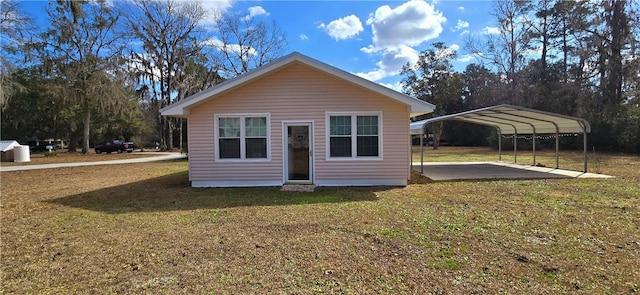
[410, 104, 590, 135]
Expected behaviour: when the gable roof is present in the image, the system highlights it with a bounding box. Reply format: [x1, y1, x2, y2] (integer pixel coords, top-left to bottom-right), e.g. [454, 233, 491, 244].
[410, 104, 590, 135]
[0, 140, 21, 152]
[160, 52, 435, 117]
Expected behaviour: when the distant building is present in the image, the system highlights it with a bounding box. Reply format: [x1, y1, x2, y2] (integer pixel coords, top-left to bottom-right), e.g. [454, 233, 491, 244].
[1, 140, 21, 162]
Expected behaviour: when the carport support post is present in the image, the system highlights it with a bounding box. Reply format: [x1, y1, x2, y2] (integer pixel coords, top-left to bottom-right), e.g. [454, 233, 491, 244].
[513, 131, 517, 164]
[555, 131, 559, 169]
[498, 129, 502, 161]
[583, 129, 588, 173]
[420, 134, 424, 174]
[532, 131, 536, 166]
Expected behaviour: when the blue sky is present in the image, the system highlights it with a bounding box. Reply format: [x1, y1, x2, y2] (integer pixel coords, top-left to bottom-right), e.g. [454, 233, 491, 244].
[226, 0, 497, 90]
[18, 0, 498, 91]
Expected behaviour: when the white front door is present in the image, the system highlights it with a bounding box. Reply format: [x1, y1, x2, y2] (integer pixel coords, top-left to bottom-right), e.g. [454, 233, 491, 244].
[284, 122, 313, 183]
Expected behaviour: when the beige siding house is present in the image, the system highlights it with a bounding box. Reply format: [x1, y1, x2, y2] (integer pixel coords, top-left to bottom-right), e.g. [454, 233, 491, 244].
[161, 52, 435, 187]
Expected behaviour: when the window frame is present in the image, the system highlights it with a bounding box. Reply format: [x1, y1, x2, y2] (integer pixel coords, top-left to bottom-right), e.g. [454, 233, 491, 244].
[325, 111, 383, 161]
[214, 113, 271, 162]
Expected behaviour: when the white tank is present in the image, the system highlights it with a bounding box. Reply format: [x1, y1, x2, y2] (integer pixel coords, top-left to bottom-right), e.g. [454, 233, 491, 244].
[13, 145, 31, 163]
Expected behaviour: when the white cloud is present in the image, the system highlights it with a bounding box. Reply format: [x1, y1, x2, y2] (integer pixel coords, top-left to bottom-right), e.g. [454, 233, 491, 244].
[379, 81, 404, 92]
[358, 0, 445, 82]
[482, 26, 501, 35]
[299, 34, 309, 41]
[203, 36, 257, 57]
[120, 0, 234, 24]
[366, 0, 446, 49]
[457, 53, 476, 63]
[202, 37, 224, 48]
[319, 14, 363, 41]
[242, 6, 269, 21]
[356, 45, 419, 81]
[450, 44, 460, 52]
[452, 19, 469, 32]
[457, 6, 465, 12]
[195, 0, 234, 24]
[200, 0, 233, 13]
[360, 45, 377, 54]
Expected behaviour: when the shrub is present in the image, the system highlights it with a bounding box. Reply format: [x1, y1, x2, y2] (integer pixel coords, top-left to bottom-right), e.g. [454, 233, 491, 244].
[44, 151, 58, 157]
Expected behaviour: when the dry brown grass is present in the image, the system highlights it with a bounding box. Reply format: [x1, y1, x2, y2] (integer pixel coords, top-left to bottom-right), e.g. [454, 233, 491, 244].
[1, 148, 639, 294]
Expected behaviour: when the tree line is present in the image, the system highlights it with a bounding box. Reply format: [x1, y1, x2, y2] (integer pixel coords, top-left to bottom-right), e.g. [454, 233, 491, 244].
[1, 0, 638, 154]
[402, 0, 639, 153]
[1, 0, 286, 153]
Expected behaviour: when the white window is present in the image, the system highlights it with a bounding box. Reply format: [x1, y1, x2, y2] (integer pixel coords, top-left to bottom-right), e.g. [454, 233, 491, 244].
[327, 112, 382, 159]
[215, 114, 270, 161]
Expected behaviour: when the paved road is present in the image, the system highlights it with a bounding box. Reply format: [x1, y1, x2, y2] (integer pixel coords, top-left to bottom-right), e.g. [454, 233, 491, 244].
[0, 152, 187, 172]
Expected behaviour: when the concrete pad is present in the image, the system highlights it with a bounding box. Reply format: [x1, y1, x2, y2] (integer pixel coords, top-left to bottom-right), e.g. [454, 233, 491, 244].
[412, 162, 614, 181]
[281, 185, 315, 192]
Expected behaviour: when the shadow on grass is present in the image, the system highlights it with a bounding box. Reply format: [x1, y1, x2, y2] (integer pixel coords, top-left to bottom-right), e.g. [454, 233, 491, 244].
[46, 171, 384, 214]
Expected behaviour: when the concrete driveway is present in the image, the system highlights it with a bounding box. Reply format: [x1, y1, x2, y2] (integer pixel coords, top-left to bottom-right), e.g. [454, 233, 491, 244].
[0, 152, 186, 172]
[412, 161, 613, 181]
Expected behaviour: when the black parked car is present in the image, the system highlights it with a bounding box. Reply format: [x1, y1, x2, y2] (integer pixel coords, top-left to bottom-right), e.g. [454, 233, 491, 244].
[95, 140, 136, 154]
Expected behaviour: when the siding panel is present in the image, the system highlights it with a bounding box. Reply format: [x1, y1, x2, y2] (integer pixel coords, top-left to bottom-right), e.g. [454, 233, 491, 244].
[186, 62, 411, 185]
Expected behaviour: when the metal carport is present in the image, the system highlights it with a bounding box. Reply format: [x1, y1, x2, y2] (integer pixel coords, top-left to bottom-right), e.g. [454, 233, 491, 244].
[410, 104, 591, 173]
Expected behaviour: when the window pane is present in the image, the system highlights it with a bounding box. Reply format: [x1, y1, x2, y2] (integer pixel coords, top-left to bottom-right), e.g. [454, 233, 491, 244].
[219, 118, 240, 138]
[246, 138, 267, 158]
[330, 137, 352, 157]
[330, 116, 351, 135]
[357, 116, 378, 135]
[219, 138, 240, 158]
[245, 117, 266, 137]
[357, 136, 379, 156]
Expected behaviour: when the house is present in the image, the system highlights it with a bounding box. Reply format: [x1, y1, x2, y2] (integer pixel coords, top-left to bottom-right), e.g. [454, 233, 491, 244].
[1, 140, 22, 162]
[160, 52, 435, 187]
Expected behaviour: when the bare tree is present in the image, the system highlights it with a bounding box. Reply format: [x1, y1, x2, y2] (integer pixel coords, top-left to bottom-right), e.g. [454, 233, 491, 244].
[127, 0, 206, 149]
[210, 11, 287, 77]
[528, 0, 556, 81]
[465, 0, 534, 105]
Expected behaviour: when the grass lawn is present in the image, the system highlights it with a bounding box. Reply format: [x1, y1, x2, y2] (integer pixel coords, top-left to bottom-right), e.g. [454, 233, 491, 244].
[1, 148, 638, 294]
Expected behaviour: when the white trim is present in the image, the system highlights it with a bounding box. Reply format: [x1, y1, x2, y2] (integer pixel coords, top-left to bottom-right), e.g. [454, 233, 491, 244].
[192, 180, 282, 188]
[160, 52, 435, 117]
[192, 179, 407, 187]
[282, 121, 314, 184]
[214, 113, 271, 162]
[315, 179, 407, 187]
[325, 111, 383, 161]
